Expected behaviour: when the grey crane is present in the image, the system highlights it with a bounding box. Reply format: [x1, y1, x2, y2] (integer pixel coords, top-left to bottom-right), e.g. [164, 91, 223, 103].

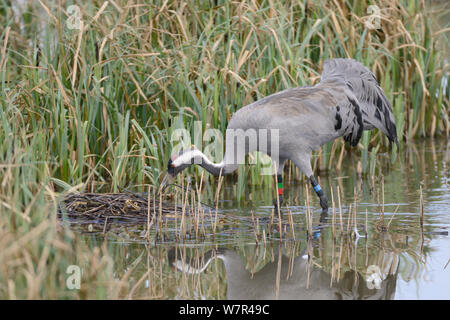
[166, 58, 398, 213]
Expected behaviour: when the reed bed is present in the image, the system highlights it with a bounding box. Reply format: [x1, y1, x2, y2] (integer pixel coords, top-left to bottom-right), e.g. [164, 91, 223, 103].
[1, 0, 448, 190]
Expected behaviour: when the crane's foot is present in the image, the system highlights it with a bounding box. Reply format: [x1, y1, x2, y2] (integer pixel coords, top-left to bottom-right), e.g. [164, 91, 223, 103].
[273, 195, 284, 213]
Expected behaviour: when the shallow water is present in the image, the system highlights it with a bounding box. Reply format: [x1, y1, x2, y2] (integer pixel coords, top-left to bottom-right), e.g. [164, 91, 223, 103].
[71, 139, 449, 300]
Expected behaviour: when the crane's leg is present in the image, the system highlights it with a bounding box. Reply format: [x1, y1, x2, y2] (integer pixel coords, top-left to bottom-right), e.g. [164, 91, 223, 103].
[291, 153, 328, 214]
[274, 173, 284, 212]
[273, 159, 286, 212]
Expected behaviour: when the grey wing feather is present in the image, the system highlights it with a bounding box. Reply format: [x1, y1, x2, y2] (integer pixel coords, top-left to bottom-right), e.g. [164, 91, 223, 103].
[321, 58, 398, 145]
[340, 93, 364, 147]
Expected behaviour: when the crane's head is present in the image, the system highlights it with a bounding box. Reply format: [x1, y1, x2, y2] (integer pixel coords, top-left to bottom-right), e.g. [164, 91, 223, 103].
[167, 153, 183, 176]
[167, 147, 199, 177]
[160, 150, 196, 193]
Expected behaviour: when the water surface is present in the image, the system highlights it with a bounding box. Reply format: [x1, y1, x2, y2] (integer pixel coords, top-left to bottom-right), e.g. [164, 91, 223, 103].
[68, 139, 449, 299]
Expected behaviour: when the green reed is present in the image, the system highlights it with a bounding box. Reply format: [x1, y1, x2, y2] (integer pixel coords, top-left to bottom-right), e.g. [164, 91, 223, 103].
[2, 0, 448, 189]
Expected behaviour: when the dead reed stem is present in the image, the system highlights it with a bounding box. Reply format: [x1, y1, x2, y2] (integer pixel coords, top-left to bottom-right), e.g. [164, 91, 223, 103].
[331, 186, 336, 240]
[419, 184, 425, 255]
[179, 178, 190, 240]
[250, 210, 259, 242]
[275, 173, 282, 241]
[159, 190, 163, 240]
[337, 185, 344, 234]
[387, 205, 400, 230]
[102, 216, 108, 235]
[213, 171, 224, 236]
[306, 237, 313, 289]
[286, 205, 295, 240]
[353, 188, 357, 232]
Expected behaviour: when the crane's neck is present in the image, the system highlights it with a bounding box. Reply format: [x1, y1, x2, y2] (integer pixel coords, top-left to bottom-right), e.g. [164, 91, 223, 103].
[171, 149, 237, 176]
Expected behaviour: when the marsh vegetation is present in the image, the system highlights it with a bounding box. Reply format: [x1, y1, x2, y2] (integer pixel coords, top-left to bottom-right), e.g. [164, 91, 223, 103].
[0, 0, 448, 299]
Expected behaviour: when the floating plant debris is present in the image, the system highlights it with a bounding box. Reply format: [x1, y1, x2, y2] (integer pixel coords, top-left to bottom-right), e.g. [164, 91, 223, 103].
[58, 192, 194, 223]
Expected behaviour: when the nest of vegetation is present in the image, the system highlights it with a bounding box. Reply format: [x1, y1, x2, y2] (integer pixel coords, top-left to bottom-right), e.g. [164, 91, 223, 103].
[58, 192, 190, 223]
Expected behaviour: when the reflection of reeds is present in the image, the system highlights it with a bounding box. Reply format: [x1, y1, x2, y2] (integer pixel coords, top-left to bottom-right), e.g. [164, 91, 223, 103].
[306, 236, 313, 289]
[286, 205, 295, 241]
[59, 192, 179, 222]
[275, 174, 283, 241]
[419, 185, 424, 226]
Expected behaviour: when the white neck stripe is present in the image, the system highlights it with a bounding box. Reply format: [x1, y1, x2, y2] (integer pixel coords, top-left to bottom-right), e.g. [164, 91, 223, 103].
[172, 149, 218, 167]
